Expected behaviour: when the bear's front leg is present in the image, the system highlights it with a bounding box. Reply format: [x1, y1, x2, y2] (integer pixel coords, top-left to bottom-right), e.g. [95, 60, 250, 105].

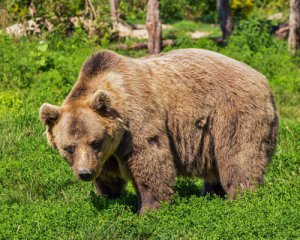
[93, 156, 126, 199]
[128, 136, 176, 214]
[200, 181, 226, 197]
[93, 177, 125, 199]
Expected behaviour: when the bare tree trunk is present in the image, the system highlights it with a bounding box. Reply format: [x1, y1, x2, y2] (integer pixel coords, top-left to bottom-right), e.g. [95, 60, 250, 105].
[29, 2, 36, 19]
[288, 0, 300, 54]
[217, 0, 233, 40]
[110, 0, 120, 24]
[0, 9, 10, 29]
[85, 0, 97, 37]
[85, 0, 96, 20]
[146, 0, 162, 54]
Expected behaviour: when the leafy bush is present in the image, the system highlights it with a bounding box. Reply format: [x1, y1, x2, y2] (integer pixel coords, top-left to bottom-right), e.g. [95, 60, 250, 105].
[1, 0, 84, 23]
[227, 14, 275, 51]
[119, 0, 147, 24]
[160, 0, 216, 23]
[231, 0, 254, 20]
[254, 0, 289, 14]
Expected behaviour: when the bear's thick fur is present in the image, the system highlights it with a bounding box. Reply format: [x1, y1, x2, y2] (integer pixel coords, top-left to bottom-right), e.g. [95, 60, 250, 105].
[40, 49, 278, 213]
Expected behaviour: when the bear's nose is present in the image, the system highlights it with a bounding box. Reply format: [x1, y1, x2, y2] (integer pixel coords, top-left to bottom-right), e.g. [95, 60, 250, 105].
[78, 169, 94, 181]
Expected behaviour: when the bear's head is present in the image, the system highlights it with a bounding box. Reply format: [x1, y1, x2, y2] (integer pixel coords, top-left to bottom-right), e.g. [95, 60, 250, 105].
[39, 90, 126, 182]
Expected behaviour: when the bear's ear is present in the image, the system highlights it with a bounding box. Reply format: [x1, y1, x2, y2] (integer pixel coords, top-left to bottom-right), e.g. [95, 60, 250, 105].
[39, 103, 61, 126]
[90, 90, 111, 116]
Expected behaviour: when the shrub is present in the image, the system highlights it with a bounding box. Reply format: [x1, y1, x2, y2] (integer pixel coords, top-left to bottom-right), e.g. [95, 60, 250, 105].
[227, 14, 275, 52]
[160, 0, 216, 22]
[254, 0, 289, 14]
[119, 0, 147, 24]
[231, 0, 254, 20]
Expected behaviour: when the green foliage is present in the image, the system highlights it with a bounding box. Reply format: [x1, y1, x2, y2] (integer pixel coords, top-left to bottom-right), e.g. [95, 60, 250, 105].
[0, 15, 300, 239]
[163, 20, 221, 46]
[160, 0, 216, 23]
[228, 14, 275, 52]
[0, 0, 113, 40]
[119, 0, 147, 24]
[0, 30, 93, 90]
[1, 0, 85, 22]
[0, 0, 218, 28]
[254, 0, 289, 14]
[173, 21, 206, 32]
[231, 0, 254, 20]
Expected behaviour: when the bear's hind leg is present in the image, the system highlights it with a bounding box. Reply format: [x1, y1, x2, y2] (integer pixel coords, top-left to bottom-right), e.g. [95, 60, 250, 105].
[218, 163, 262, 199]
[213, 110, 274, 198]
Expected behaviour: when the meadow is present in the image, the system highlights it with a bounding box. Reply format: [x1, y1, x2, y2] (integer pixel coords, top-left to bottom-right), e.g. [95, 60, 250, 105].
[0, 17, 299, 239]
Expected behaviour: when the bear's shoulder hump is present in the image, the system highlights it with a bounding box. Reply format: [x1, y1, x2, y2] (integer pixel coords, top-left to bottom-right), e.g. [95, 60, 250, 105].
[81, 50, 121, 77]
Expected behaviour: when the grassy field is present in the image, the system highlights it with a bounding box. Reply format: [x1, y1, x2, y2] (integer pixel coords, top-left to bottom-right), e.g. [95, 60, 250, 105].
[0, 19, 299, 239]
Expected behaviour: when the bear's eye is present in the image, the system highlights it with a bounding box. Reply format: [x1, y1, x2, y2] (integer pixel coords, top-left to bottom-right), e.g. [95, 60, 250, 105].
[63, 145, 75, 154]
[91, 139, 103, 150]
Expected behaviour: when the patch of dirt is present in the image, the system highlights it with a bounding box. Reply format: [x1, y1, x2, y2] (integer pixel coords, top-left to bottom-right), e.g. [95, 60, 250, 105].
[116, 23, 210, 40]
[189, 31, 211, 39]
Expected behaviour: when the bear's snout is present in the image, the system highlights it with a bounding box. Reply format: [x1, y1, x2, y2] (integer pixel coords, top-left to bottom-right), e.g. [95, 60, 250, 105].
[78, 168, 95, 181]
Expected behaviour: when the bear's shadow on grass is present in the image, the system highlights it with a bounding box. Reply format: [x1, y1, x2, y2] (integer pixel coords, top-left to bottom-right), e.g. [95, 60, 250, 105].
[90, 178, 206, 213]
[90, 190, 138, 212]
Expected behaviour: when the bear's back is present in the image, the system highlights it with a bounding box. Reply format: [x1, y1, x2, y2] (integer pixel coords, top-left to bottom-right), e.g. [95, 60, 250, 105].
[136, 49, 273, 114]
[140, 48, 269, 90]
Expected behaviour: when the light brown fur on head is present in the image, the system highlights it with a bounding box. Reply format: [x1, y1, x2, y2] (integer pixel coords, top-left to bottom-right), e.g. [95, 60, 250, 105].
[40, 49, 278, 213]
[40, 89, 126, 181]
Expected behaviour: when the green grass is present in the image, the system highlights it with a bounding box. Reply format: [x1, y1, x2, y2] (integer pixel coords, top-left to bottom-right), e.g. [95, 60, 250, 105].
[163, 20, 221, 39]
[172, 20, 220, 35]
[0, 25, 299, 239]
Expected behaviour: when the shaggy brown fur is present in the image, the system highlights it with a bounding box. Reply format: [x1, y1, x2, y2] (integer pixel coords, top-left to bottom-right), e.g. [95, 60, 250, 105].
[40, 49, 278, 213]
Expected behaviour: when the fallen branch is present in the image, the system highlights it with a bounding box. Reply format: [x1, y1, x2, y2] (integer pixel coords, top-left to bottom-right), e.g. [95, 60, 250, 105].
[275, 23, 289, 38]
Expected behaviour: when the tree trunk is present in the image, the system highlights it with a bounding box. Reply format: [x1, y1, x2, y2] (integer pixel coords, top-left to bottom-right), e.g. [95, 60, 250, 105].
[288, 0, 300, 54]
[84, 0, 97, 37]
[85, 0, 96, 20]
[110, 0, 120, 24]
[146, 0, 162, 54]
[217, 0, 233, 40]
[29, 2, 36, 19]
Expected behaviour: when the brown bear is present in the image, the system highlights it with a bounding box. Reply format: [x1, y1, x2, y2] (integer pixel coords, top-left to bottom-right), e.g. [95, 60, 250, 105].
[40, 49, 278, 213]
